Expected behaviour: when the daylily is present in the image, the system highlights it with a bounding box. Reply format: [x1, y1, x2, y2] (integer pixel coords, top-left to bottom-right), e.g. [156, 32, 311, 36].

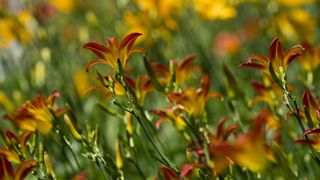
[166, 74, 222, 117]
[250, 80, 283, 107]
[4, 91, 63, 134]
[85, 74, 126, 99]
[152, 55, 201, 88]
[239, 37, 304, 82]
[160, 164, 194, 180]
[207, 117, 239, 175]
[0, 130, 33, 163]
[151, 106, 187, 130]
[0, 155, 37, 180]
[294, 128, 320, 150]
[302, 90, 320, 125]
[298, 41, 320, 72]
[83, 32, 145, 72]
[125, 75, 154, 104]
[210, 111, 275, 173]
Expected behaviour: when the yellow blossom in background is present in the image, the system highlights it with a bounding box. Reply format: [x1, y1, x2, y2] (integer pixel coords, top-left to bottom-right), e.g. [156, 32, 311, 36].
[50, 0, 75, 13]
[192, 0, 236, 20]
[74, 69, 92, 98]
[0, 10, 35, 47]
[123, 0, 182, 43]
[273, 9, 316, 41]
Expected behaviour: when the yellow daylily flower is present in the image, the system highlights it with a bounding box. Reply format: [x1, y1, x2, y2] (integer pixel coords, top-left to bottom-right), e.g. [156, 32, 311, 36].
[4, 91, 64, 134]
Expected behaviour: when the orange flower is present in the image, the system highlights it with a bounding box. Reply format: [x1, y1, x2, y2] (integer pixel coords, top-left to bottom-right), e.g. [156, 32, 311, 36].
[250, 80, 283, 107]
[0, 155, 37, 180]
[0, 130, 33, 163]
[166, 74, 222, 117]
[160, 164, 194, 180]
[302, 90, 320, 125]
[125, 75, 154, 104]
[239, 38, 304, 82]
[294, 128, 320, 150]
[152, 106, 187, 130]
[4, 91, 63, 134]
[153, 55, 201, 88]
[83, 32, 145, 72]
[210, 111, 275, 173]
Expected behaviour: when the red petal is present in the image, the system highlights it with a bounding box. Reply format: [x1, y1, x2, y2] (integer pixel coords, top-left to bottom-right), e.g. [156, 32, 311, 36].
[14, 159, 37, 180]
[85, 60, 105, 72]
[269, 37, 284, 61]
[180, 54, 196, 70]
[160, 166, 178, 179]
[180, 165, 193, 178]
[119, 32, 142, 51]
[201, 74, 210, 97]
[304, 128, 320, 135]
[83, 42, 110, 59]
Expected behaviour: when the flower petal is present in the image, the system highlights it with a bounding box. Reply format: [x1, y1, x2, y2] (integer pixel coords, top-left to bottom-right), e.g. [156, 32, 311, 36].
[83, 42, 110, 59]
[14, 159, 37, 180]
[85, 60, 105, 72]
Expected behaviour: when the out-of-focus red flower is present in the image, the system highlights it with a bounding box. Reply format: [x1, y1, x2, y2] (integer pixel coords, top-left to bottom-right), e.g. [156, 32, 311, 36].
[125, 75, 154, 104]
[0, 130, 33, 163]
[152, 106, 187, 130]
[152, 55, 201, 88]
[302, 90, 320, 125]
[4, 91, 63, 134]
[213, 32, 240, 57]
[83, 32, 145, 72]
[210, 110, 275, 173]
[0, 154, 37, 180]
[160, 164, 194, 180]
[294, 128, 320, 150]
[166, 74, 222, 117]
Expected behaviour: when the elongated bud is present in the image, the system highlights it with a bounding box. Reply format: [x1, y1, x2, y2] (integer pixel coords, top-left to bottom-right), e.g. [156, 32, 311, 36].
[115, 140, 123, 169]
[44, 152, 57, 180]
[64, 114, 82, 141]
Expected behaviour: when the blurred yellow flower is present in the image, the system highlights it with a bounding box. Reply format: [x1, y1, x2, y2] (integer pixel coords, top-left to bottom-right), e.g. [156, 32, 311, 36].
[50, 0, 75, 13]
[123, 0, 182, 43]
[0, 91, 14, 112]
[192, 0, 236, 20]
[0, 10, 34, 47]
[274, 9, 316, 41]
[74, 69, 91, 98]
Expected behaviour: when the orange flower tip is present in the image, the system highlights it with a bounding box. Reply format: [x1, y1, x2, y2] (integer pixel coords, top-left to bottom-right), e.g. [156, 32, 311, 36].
[294, 138, 316, 145]
[238, 62, 265, 69]
[302, 90, 316, 108]
[304, 128, 320, 135]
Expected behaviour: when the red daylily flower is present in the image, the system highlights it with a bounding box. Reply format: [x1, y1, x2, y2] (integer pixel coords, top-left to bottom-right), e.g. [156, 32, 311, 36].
[160, 165, 194, 180]
[152, 55, 201, 87]
[4, 91, 63, 134]
[0, 130, 33, 163]
[166, 74, 222, 117]
[151, 106, 187, 130]
[210, 110, 275, 173]
[239, 37, 304, 81]
[125, 75, 154, 104]
[83, 32, 145, 72]
[294, 128, 320, 150]
[302, 90, 320, 124]
[0, 155, 37, 180]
